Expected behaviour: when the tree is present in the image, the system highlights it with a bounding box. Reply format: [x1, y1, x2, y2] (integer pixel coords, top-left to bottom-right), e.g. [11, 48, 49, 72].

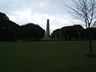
[69, 0, 96, 28]
[68, 0, 96, 56]
[0, 12, 20, 41]
[20, 23, 45, 41]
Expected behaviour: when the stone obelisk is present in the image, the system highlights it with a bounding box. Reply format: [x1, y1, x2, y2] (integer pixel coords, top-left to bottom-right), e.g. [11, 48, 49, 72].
[45, 19, 51, 40]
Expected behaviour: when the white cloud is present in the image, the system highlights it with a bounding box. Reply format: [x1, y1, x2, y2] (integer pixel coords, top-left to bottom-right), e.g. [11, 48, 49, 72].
[0, 0, 85, 33]
[8, 8, 84, 33]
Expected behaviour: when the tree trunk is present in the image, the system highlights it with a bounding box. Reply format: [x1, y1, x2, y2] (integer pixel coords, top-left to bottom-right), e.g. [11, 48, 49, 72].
[89, 39, 92, 55]
[89, 29, 93, 56]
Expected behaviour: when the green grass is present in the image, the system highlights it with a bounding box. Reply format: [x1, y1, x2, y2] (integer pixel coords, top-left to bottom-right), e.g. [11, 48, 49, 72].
[0, 41, 96, 72]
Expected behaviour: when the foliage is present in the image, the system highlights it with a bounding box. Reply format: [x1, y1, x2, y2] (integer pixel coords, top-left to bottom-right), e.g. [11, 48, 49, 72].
[0, 12, 45, 41]
[20, 23, 45, 41]
[51, 25, 96, 40]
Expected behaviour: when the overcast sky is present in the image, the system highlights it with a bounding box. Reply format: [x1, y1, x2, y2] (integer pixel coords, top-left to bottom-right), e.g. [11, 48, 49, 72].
[0, 0, 84, 33]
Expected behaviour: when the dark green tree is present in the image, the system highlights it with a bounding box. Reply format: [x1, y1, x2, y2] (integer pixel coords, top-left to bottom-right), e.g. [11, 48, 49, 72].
[0, 12, 20, 41]
[20, 23, 45, 41]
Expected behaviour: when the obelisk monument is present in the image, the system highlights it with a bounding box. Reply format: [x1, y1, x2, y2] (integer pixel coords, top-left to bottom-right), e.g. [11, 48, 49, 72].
[45, 19, 51, 40]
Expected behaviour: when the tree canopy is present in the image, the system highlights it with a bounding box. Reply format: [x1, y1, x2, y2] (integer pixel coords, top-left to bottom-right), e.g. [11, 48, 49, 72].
[0, 12, 45, 41]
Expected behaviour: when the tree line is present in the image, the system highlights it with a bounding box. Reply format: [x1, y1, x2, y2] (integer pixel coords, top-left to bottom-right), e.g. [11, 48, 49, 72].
[0, 12, 96, 41]
[51, 25, 96, 40]
[0, 12, 45, 41]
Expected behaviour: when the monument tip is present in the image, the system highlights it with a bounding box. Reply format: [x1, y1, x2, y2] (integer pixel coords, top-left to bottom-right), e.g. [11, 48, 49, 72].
[47, 19, 49, 21]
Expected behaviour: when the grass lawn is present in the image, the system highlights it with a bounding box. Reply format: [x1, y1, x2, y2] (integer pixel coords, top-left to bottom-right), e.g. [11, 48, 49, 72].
[0, 41, 96, 72]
